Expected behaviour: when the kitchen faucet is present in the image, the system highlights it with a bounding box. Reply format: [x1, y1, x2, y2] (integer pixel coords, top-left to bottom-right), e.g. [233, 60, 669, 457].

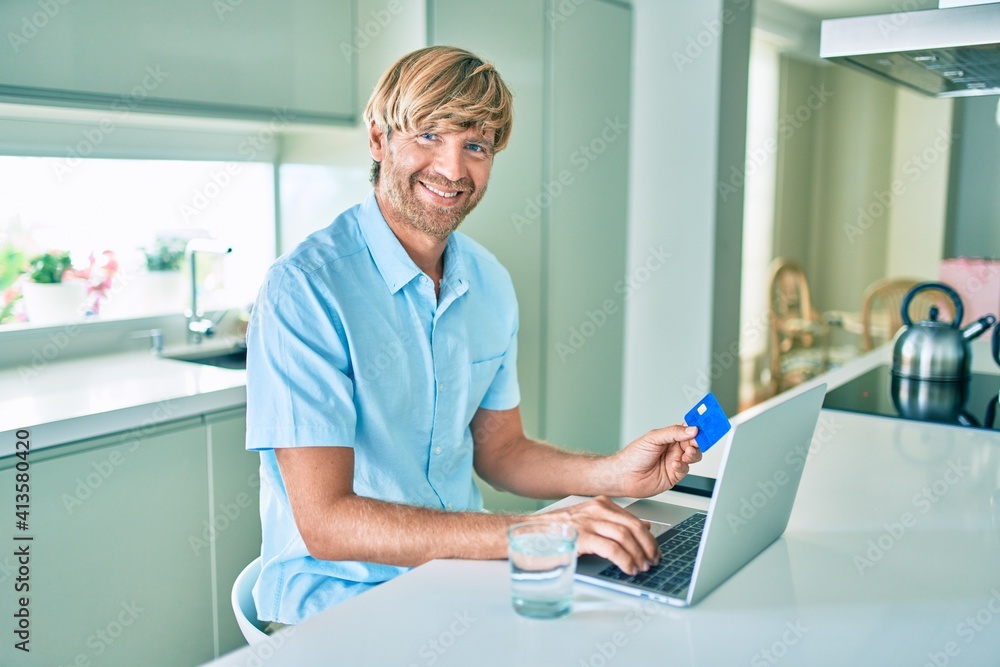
[185, 238, 232, 344]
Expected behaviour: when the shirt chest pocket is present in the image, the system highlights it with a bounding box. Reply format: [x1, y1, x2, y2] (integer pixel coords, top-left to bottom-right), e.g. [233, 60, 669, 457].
[469, 355, 504, 409]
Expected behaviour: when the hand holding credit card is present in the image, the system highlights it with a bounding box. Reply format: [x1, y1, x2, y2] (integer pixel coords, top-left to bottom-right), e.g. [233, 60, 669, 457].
[683, 392, 731, 452]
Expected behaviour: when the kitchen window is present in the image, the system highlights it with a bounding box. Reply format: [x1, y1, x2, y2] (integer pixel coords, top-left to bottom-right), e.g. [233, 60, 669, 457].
[0, 154, 275, 326]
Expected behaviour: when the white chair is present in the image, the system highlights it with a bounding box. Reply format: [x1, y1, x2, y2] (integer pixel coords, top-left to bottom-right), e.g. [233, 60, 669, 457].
[231, 557, 269, 645]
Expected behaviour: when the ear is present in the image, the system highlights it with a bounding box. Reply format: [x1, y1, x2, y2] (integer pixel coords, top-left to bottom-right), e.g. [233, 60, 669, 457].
[368, 120, 388, 162]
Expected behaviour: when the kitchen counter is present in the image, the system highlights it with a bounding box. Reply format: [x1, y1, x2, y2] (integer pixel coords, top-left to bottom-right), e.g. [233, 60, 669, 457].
[0, 340, 247, 457]
[203, 402, 1000, 667]
[690, 335, 998, 479]
[2, 332, 995, 461]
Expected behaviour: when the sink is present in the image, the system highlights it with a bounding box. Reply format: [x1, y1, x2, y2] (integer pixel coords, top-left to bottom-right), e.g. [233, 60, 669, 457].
[162, 343, 247, 369]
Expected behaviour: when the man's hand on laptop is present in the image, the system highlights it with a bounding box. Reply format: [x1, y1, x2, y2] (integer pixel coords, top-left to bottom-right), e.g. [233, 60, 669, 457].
[608, 425, 703, 498]
[544, 495, 661, 575]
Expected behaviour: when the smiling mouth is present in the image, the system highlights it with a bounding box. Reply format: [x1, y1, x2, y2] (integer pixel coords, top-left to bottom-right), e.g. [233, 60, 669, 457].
[420, 182, 461, 199]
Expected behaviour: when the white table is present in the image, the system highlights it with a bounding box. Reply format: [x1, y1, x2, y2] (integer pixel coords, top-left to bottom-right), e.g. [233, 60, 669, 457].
[204, 402, 1000, 667]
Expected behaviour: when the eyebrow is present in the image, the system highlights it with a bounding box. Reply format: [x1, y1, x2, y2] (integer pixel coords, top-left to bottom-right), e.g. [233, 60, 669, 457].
[465, 133, 495, 150]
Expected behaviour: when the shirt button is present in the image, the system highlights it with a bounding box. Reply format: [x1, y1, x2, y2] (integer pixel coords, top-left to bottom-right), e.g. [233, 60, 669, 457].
[434, 446, 442, 455]
[446, 503, 454, 510]
[438, 383, 444, 391]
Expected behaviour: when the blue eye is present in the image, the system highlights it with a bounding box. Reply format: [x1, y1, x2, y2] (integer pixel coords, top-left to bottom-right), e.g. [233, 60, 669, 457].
[419, 132, 436, 141]
[467, 144, 483, 153]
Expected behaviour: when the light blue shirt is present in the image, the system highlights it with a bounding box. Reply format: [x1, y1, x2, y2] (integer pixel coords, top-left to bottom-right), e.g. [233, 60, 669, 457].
[245, 191, 520, 624]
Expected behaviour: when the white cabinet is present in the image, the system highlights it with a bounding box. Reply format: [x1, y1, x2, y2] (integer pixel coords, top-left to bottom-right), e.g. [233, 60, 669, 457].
[0, 408, 258, 666]
[0, 0, 356, 123]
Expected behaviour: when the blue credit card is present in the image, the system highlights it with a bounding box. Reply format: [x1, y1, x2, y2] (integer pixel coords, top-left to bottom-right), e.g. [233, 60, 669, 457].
[683, 392, 731, 452]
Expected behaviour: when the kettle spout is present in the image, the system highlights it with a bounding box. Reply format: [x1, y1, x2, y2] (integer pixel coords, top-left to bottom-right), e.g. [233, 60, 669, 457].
[962, 314, 997, 341]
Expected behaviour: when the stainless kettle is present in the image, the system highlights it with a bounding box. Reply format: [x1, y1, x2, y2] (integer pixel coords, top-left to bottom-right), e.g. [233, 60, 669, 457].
[891, 282, 996, 381]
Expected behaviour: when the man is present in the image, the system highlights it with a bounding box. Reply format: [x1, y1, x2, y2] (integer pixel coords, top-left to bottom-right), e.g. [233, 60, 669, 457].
[246, 45, 702, 626]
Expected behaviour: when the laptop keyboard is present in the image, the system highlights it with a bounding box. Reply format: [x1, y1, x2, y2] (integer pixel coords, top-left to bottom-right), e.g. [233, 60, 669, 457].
[597, 513, 706, 598]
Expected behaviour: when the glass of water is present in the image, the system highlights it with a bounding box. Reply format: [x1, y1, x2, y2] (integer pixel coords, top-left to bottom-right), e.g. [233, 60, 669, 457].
[507, 521, 578, 619]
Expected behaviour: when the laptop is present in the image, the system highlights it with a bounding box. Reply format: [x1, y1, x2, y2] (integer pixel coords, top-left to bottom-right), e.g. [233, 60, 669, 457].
[576, 383, 827, 606]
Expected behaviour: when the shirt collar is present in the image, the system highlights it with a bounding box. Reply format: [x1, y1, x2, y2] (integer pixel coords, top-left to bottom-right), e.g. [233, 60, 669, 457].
[359, 191, 470, 299]
[440, 233, 470, 303]
[359, 191, 421, 295]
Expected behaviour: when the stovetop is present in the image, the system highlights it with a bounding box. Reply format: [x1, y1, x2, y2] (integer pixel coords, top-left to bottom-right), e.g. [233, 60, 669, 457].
[823, 365, 1000, 431]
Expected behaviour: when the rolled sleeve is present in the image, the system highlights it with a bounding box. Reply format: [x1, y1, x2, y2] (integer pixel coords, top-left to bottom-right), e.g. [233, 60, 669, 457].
[246, 263, 357, 450]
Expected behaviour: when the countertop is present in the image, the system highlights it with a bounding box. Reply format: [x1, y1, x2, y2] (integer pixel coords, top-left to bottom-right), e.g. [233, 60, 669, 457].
[0, 339, 247, 457]
[203, 380, 1000, 667]
[1, 332, 995, 461]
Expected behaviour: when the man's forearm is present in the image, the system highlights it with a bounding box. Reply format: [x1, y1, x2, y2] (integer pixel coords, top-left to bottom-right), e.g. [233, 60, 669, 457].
[299, 494, 520, 566]
[475, 436, 623, 500]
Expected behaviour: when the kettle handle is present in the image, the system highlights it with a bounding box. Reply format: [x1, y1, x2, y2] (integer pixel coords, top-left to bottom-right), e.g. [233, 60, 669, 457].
[901, 282, 964, 329]
[993, 320, 1000, 365]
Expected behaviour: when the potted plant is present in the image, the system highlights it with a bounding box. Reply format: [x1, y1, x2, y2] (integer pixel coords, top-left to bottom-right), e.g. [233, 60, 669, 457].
[21, 250, 87, 325]
[144, 239, 186, 273]
[0, 243, 27, 324]
[99, 238, 188, 318]
[139, 238, 188, 315]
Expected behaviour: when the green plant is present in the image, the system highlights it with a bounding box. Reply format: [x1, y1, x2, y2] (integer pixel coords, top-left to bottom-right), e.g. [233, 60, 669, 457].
[143, 239, 186, 272]
[0, 243, 26, 291]
[28, 251, 74, 284]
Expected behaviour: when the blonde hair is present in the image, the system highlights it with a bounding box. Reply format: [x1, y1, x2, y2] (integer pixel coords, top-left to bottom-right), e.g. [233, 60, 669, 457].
[364, 46, 514, 184]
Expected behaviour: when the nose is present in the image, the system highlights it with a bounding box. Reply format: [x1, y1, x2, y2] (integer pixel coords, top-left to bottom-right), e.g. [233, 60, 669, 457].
[430, 140, 466, 184]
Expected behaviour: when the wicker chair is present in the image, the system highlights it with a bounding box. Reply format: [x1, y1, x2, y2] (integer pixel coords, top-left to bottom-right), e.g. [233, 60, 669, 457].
[859, 278, 956, 351]
[767, 259, 829, 395]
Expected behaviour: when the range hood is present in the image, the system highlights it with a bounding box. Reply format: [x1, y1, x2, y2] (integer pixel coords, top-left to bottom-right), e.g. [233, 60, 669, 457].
[820, 1, 1000, 97]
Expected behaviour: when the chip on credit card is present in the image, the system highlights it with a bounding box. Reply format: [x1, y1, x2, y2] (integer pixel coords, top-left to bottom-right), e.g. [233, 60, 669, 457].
[683, 392, 731, 452]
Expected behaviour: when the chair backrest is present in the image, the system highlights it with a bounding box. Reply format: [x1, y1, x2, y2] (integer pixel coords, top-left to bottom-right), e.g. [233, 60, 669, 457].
[231, 557, 269, 645]
[860, 278, 956, 351]
[768, 259, 816, 324]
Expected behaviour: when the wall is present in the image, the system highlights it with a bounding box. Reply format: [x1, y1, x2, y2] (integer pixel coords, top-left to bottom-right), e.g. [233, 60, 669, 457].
[809, 64, 897, 312]
[946, 96, 1000, 259]
[277, 0, 428, 252]
[885, 87, 953, 279]
[620, 0, 751, 440]
[772, 55, 953, 316]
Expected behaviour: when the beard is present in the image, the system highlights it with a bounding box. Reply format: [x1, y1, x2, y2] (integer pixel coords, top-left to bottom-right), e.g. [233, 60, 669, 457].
[380, 160, 488, 240]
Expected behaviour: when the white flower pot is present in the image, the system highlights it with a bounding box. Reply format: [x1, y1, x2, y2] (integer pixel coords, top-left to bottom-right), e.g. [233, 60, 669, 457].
[101, 270, 187, 318]
[22, 281, 88, 325]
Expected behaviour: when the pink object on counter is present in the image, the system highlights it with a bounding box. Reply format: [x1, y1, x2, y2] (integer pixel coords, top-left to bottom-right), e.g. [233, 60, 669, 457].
[939, 258, 1000, 326]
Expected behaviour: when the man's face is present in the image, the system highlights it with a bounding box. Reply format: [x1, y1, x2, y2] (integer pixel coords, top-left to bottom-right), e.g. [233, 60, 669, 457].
[369, 124, 494, 240]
